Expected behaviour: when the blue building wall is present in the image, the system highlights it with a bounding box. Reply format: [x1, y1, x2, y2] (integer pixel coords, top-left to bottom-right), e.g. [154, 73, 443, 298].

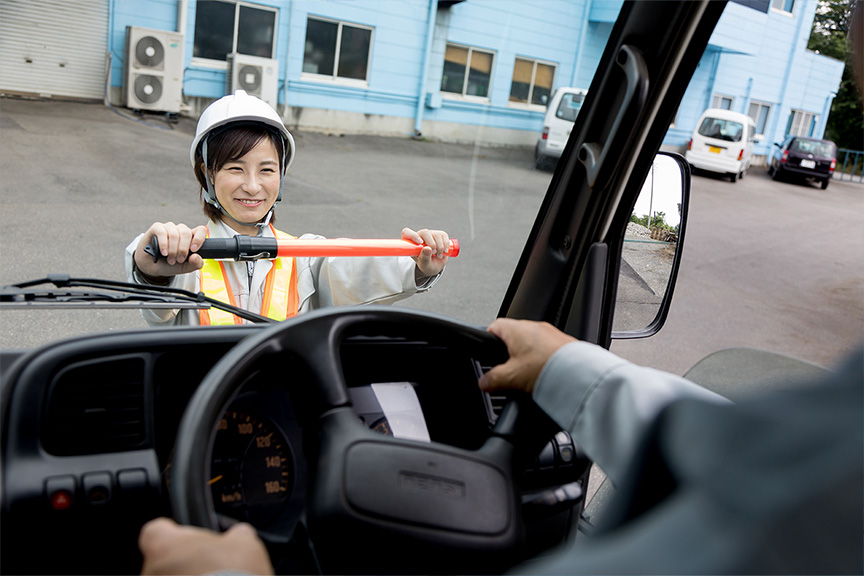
[576, 21, 614, 89]
[108, 0, 842, 154]
[284, 0, 428, 120]
[665, 0, 843, 159]
[184, 0, 291, 100]
[420, 0, 586, 132]
[109, 0, 179, 89]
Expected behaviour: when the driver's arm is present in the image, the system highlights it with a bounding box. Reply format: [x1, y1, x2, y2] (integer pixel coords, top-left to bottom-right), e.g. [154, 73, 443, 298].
[481, 319, 729, 486]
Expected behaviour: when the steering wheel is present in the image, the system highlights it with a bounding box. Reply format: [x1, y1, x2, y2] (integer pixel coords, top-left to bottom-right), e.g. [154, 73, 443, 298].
[170, 306, 557, 574]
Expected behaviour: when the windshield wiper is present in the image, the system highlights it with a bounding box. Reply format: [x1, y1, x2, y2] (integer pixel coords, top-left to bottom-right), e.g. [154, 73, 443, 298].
[0, 274, 275, 324]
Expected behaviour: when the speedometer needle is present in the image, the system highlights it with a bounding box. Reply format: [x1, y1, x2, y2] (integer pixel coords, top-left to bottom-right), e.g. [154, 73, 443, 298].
[208, 475, 223, 485]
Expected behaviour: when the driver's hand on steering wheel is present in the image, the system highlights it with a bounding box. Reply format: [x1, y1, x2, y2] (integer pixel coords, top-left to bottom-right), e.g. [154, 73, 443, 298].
[139, 517, 273, 575]
[480, 319, 576, 394]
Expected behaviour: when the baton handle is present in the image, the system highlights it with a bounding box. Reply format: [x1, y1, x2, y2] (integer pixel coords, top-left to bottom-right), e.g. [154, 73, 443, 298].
[143, 235, 459, 262]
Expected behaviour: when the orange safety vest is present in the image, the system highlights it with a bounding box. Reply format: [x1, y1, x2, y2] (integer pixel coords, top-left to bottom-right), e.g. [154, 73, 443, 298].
[198, 225, 299, 325]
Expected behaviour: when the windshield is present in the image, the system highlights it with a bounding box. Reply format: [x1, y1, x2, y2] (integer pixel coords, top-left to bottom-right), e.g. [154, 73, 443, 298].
[791, 138, 836, 157]
[1, 0, 859, 377]
[555, 92, 585, 122]
[696, 117, 743, 142]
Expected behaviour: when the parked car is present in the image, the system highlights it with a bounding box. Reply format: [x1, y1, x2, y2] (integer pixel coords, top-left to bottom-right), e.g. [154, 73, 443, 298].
[685, 108, 757, 182]
[1, 1, 859, 575]
[534, 86, 588, 169]
[768, 135, 837, 189]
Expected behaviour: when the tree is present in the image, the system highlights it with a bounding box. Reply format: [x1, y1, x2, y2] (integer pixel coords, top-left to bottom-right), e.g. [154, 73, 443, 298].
[808, 0, 864, 151]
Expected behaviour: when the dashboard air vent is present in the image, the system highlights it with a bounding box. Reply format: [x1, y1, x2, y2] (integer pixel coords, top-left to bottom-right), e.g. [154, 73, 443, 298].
[478, 362, 507, 423]
[43, 356, 148, 455]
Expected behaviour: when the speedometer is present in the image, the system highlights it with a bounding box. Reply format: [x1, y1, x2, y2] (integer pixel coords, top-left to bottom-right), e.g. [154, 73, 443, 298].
[209, 410, 294, 527]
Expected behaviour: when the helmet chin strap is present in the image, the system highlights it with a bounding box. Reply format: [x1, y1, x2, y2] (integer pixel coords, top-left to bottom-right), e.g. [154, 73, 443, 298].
[221, 206, 273, 231]
[201, 136, 279, 232]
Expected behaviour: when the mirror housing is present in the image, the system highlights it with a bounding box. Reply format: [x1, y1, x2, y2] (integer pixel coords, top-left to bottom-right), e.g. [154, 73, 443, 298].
[611, 152, 690, 339]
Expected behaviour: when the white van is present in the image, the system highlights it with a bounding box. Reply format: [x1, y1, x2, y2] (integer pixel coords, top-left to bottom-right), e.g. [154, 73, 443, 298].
[685, 108, 757, 182]
[535, 87, 588, 169]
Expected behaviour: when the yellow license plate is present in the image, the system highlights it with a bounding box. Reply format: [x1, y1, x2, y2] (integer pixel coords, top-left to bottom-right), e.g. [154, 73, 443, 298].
[708, 146, 722, 154]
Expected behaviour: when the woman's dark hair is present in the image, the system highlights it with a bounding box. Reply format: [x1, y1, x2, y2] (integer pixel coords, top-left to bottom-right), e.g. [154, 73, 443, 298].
[193, 124, 285, 223]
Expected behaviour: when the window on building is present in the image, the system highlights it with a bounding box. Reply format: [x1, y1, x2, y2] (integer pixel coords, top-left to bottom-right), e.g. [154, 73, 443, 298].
[786, 109, 818, 136]
[711, 94, 734, 110]
[193, 0, 277, 61]
[747, 101, 771, 134]
[302, 17, 372, 82]
[441, 44, 494, 99]
[509, 58, 555, 106]
[770, 0, 794, 13]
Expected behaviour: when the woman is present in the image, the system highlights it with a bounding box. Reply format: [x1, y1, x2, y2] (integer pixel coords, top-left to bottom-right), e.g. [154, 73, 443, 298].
[125, 90, 450, 326]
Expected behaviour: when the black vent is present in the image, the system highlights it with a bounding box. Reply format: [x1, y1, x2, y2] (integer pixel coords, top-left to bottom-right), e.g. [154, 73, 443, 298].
[478, 362, 508, 423]
[43, 356, 148, 456]
[488, 393, 509, 421]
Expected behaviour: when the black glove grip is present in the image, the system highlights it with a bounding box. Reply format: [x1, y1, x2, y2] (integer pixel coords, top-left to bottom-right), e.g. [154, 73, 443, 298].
[143, 235, 278, 262]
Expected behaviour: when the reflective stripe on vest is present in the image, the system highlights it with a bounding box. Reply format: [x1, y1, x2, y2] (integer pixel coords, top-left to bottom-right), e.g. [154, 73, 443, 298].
[199, 225, 299, 325]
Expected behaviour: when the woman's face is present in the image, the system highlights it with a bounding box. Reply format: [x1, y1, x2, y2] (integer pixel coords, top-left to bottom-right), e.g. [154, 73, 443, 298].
[212, 137, 280, 234]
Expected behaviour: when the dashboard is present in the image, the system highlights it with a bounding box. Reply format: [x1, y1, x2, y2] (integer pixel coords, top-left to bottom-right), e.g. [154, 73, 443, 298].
[1, 317, 587, 575]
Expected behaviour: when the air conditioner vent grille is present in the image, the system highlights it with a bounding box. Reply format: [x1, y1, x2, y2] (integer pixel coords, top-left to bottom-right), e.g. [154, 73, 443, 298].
[227, 53, 278, 109]
[237, 64, 262, 91]
[42, 356, 148, 456]
[133, 74, 163, 104]
[135, 36, 165, 68]
[123, 26, 183, 113]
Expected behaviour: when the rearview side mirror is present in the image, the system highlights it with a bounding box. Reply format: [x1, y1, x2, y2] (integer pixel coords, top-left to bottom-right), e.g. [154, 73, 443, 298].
[612, 152, 689, 338]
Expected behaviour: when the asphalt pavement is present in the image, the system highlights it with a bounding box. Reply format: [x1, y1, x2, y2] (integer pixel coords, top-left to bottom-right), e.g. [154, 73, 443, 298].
[0, 96, 549, 347]
[612, 164, 864, 376]
[1, 96, 862, 378]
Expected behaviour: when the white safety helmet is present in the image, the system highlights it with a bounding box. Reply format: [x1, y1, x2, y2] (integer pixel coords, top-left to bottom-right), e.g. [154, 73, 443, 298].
[191, 90, 296, 224]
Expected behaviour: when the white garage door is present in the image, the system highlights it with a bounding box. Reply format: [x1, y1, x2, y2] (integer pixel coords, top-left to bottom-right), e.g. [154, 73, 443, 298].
[0, 0, 109, 99]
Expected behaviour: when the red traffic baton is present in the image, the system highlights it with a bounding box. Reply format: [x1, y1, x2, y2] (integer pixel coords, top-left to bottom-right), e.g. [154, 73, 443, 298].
[145, 235, 459, 262]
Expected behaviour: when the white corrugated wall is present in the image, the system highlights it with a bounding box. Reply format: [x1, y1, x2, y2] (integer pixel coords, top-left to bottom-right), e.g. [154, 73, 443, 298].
[0, 0, 109, 99]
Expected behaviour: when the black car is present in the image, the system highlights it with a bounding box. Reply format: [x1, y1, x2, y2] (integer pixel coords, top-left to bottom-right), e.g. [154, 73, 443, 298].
[1, 1, 860, 575]
[768, 135, 837, 189]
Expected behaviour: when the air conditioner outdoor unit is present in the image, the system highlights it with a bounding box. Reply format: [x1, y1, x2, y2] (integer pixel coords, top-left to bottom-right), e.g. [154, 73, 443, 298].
[123, 26, 184, 114]
[227, 53, 279, 109]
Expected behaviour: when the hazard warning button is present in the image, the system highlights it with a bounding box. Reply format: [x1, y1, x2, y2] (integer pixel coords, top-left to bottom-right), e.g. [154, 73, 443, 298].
[45, 476, 76, 511]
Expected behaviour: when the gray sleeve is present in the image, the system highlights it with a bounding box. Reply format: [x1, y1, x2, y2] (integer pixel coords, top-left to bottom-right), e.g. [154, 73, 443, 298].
[533, 341, 730, 487]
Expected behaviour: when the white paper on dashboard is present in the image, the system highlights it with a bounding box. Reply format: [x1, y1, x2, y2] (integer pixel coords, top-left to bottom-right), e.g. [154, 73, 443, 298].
[371, 382, 431, 443]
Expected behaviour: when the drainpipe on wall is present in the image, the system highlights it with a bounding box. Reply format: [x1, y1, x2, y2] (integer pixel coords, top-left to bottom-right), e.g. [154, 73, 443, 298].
[571, 0, 592, 86]
[818, 92, 836, 138]
[766, 0, 809, 139]
[743, 76, 753, 114]
[282, 0, 293, 115]
[177, 0, 187, 34]
[177, 0, 189, 113]
[108, 0, 116, 56]
[705, 49, 721, 111]
[414, 0, 438, 138]
[105, 0, 117, 106]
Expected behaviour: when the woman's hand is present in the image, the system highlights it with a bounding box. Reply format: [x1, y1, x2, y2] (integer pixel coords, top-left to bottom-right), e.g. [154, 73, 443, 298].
[134, 222, 208, 282]
[479, 318, 577, 394]
[139, 517, 273, 576]
[403, 227, 450, 277]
